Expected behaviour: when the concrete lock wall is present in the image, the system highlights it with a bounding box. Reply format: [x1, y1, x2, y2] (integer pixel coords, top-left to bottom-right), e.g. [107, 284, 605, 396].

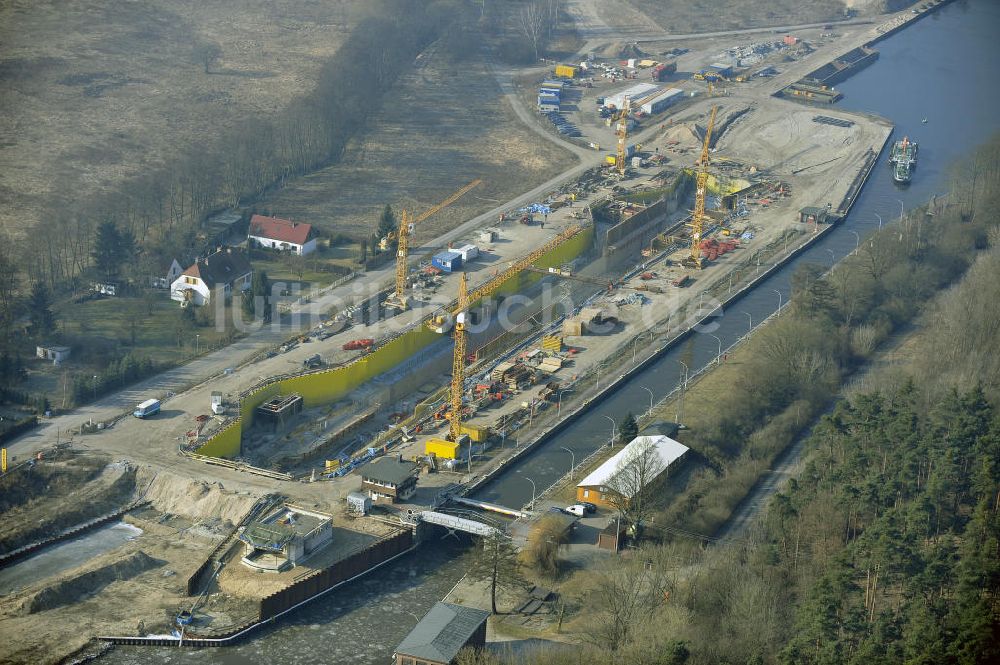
[194, 227, 593, 459]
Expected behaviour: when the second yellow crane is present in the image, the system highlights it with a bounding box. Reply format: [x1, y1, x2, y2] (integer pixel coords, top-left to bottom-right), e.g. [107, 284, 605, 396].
[685, 105, 718, 269]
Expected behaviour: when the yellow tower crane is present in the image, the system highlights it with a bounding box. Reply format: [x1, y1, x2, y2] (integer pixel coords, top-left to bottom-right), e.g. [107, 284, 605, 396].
[448, 272, 470, 442]
[686, 105, 718, 269]
[616, 96, 632, 176]
[434, 225, 584, 441]
[385, 179, 483, 310]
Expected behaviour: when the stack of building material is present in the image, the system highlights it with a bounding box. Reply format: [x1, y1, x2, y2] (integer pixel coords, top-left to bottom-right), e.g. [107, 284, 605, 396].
[541, 335, 562, 352]
[562, 318, 583, 336]
[491, 361, 515, 382]
[538, 356, 563, 373]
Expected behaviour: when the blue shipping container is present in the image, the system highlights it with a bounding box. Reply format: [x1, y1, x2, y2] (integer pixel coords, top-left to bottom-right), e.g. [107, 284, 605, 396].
[432, 251, 463, 272]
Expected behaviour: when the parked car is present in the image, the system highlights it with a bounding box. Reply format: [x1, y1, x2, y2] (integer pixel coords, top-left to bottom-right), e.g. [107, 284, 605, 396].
[579, 501, 597, 514]
[564, 504, 586, 517]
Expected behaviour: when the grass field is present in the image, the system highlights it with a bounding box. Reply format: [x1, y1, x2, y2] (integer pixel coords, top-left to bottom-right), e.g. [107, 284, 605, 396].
[0, 0, 360, 236]
[255, 42, 576, 243]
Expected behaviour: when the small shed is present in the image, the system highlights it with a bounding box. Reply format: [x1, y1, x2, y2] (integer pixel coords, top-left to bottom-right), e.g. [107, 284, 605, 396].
[36, 345, 71, 364]
[597, 519, 627, 551]
[431, 251, 463, 273]
[347, 491, 371, 516]
[799, 206, 830, 225]
[394, 602, 490, 665]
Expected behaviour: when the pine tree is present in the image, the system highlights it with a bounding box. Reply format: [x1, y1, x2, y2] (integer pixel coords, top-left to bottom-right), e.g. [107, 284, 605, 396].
[377, 204, 397, 241]
[92, 220, 124, 280]
[27, 281, 56, 339]
[619, 412, 638, 445]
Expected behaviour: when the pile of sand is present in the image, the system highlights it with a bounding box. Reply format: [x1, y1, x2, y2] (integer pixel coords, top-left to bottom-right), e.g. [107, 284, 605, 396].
[136, 467, 259, 524]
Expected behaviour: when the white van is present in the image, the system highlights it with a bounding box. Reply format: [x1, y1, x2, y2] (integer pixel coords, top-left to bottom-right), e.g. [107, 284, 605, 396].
[564, 504, 586, 517]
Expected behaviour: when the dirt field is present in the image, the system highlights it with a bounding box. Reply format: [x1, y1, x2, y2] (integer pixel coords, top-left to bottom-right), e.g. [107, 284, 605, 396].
[626, 0, 848, 33]
[0, 0, 359, 235]
[255, 43, 576, 243]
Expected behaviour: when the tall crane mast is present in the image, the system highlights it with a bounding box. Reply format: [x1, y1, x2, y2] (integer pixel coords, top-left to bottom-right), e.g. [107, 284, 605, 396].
[437, 225, 584, 441]
[448, 272, 470, 442]
[385, 179, 483, 310]
[616, 96, 632, 176]
[687, 105, 718, 269]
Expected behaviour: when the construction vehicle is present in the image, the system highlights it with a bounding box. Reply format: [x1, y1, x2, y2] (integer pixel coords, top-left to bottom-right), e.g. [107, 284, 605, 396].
[342, 338, 374, 351]
[683, 105, 718, 270]
[384, 179, 483, 310]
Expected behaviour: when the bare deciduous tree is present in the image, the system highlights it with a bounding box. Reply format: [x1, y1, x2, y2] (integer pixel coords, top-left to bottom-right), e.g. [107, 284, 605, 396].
[604, 437, 666, 534]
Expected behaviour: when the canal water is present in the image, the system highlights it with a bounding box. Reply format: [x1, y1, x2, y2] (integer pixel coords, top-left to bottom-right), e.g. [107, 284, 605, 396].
[0, 522, 142, 596]
[102, 1, 999, 662]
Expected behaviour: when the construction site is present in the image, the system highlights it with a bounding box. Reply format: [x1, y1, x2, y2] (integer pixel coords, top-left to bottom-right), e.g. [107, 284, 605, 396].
[1, 3, 942, 662]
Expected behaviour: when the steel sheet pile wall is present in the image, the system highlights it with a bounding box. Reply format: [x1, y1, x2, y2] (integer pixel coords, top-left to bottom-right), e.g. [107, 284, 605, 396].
[258, 529, 414, 619]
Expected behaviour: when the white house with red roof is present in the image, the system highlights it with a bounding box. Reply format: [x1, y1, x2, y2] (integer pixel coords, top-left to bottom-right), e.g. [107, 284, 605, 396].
[171, 248, 253, 306]
[248, 214, 316, 255]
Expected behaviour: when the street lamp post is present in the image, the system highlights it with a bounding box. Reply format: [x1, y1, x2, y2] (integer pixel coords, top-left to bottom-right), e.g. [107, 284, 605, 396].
[632, 336, 642, 363]
[678, 360, 689, 388]
[676, 361, 689, 424]
[875, 212, 883, 230]
[742, 310, 752, 332]
[602, 414, 617, 447]
[774, 289, 783, 311]
[896, 199, 905, 223]
[709, 334, 722, 364]
[849, 230, 860, 255]
[196, 333, 200, 354]
[91, 375, 98, 402]
[826, 249, 836, 265]
[560, 447, 576, 481]
[525, 476, 536, 511]
[639, 385, 654, 415]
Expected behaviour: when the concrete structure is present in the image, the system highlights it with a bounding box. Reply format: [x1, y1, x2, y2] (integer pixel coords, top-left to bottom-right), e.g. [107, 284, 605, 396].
[346, 491, 371, 515]
[604, 82, 659, 109]
[639, 88, 684, 115]
[239, 505, 333, 572]
[575, 435, 689, 507]
[361, 456, 419, 503]
[249, 214, 317, 255]
[394, 602, 489, 665]
[35, 345, 71, 364]
[240, 504, 333, 572]
[171, 248, 252, 306]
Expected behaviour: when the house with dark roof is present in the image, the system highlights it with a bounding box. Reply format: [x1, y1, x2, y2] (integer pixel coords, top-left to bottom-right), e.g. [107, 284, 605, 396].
[170, 247, 253, 306]
[360, 456, 419, 503]
[394, 602, 490, 665]
[249, 214, 316, 255]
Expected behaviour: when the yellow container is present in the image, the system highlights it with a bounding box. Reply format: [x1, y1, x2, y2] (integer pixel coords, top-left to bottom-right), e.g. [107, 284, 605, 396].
[555, 64, 578, 78]
[426, 438, 460, 459]
[325, 459, 341, 470]
[605, 155, 617, 165]
[460, 424, 490, 443]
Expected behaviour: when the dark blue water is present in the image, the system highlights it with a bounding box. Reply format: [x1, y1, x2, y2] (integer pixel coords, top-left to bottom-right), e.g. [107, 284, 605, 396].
[475, 0, 1000, 509]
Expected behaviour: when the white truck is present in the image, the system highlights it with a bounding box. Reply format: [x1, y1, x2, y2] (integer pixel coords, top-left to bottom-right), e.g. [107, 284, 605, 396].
[211, 392, 225, 415]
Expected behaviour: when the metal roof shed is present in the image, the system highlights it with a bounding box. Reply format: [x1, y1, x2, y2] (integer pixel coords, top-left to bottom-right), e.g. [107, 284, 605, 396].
[394, 602, 490, 665]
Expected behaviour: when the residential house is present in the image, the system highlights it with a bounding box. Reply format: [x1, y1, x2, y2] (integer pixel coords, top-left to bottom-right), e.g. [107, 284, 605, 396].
[394, 602, 490, 665]
[152, 258, 184, 289]
[575, 435, 689, 508]
[360, 456, 419, 503]
[171, 248, 252, 307]
[249, 214, 317, 255]
[36, 345, 71, 364]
